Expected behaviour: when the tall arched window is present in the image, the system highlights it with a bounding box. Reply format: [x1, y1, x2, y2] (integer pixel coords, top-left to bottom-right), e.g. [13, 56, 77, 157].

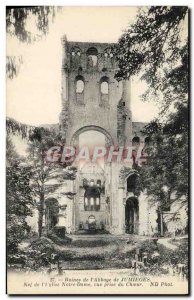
[75, 75, 84, 104]
[84, 196, 101, 211]
[84, 188, 101, 211]
[100, 76, 109, 106]
[127, 173, 138, 193]
[76, 79, 84, 93]
[86, 47, 98, 67]
[101, 81, 109, 94]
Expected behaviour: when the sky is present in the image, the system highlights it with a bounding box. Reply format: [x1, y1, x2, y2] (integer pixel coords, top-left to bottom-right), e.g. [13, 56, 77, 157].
[6, 6, 159, 126]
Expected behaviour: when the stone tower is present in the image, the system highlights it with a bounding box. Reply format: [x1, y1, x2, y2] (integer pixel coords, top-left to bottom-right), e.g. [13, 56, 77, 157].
[60, 36, 134, 235]
[60, 36, 132, 147]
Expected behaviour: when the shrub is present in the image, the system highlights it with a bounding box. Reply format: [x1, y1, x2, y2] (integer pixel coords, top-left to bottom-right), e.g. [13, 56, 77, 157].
[47, 230, 72, 245]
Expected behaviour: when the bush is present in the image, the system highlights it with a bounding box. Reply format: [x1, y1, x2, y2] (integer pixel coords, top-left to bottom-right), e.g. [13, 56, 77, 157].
[7, 217, 30, 254]
[139, 239, 159, 252]
[23, 237, 56, 270]
[47, 230, 72, 245]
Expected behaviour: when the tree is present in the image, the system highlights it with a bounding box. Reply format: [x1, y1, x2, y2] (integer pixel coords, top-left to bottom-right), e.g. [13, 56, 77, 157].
[6, 137, 34, 254]
[115, 6, 188, 108]
[6, 6, 60, 79]
[27, 127, 76, 237]
[6, 119, 77, 238]
[6, 117, 35, 139]
[115, 6, 189, 212]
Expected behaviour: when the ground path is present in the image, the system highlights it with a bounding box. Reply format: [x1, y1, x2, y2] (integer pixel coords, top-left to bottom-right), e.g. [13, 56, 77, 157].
[157, 235, 187, 250]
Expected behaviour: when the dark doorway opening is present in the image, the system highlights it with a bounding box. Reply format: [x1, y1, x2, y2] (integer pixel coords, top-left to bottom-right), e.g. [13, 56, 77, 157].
[125, 197, 139, 234]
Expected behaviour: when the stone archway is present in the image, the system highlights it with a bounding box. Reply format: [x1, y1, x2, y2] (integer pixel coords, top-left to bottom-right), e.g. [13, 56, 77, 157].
[125, 197, 139, 234]
[71, 125, 114, 147]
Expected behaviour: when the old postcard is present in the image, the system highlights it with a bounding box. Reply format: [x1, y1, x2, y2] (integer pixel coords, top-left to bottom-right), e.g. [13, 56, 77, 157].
[6, 6, 189, 295]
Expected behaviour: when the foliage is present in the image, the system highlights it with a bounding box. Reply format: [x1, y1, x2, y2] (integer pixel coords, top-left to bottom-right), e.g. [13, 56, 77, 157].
[27, 127, 62, 237]
[47, 230, 72, 246]
[6, 117, 35, 139]
[134, 238, 188, 276]
[6, 6, 57, 42]
[156, 242, 188, 275]
[115, 6, 188, 120]
[116, 6, 189, 212]
[115, 6, 188, 105]
[6, 6, 60, 79]
[6, 137, 34, 254]
[27, 127, 77, 237]
[138, 239, 159, 253]
[14, 237, 56, 270]
[139, 123, 188, 209]
[6, 56, 23, 80]
[6, 118, 77, 238]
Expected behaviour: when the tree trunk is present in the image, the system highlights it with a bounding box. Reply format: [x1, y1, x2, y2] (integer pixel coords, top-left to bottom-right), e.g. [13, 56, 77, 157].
[38, 192, 44, 237]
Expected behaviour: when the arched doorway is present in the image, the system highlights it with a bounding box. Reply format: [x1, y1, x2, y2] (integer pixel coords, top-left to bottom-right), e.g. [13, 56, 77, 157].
[125, 197, 139, 234]
[71, 125, 113, 147]
[45, 198, 59, 232]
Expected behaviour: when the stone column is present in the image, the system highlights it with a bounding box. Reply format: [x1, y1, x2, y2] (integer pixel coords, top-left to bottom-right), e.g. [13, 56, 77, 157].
[60, 35, 69, 141]
[138, 192, 149, 236]
[122, 79, 131, 111]
[117, 187, 126, 234]
[122, 80, 132, 146]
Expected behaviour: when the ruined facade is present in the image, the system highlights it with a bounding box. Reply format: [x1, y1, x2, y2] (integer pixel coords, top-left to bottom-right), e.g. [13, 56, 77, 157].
[27, 37, 187, 236]
[57, 37, 154, 235]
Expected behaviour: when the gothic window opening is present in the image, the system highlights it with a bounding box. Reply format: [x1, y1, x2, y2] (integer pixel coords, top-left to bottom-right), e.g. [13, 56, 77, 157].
[76, 79, 84, 93]
[84, 185, 101, 211]
[86, 47, 98, 68]
[100, 76, 109, 106]
[127, 173, 138, 194]
[84, 196, 101, 211]
[101, 81, 109, 95]
[75, 75, 84, 104]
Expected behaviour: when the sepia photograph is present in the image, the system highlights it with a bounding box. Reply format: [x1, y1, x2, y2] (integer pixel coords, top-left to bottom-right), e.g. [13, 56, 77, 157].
[6, 5, 189, 295]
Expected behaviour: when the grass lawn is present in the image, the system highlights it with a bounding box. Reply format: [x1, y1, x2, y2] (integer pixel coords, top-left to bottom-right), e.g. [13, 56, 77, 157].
[53, 236, 138, 270]
[10, 235, 188, 275]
